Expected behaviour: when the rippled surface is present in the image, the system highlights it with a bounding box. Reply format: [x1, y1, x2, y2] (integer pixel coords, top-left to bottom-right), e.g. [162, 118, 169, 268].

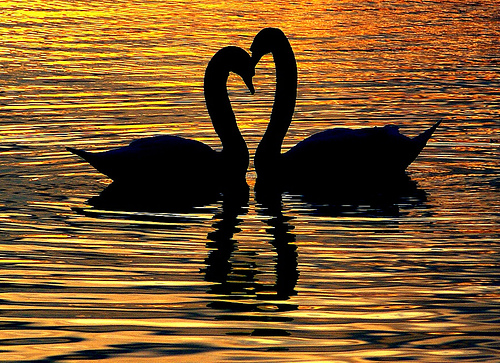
[1, 0, 499, 361]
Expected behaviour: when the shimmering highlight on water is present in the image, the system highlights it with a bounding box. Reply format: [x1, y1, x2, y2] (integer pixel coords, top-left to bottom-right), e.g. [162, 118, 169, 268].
[1, 0, 499, 362]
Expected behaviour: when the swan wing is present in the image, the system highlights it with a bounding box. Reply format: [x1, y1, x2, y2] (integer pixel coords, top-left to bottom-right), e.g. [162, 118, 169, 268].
[284, 126, 414, 176]
[68, 135, 217, 182]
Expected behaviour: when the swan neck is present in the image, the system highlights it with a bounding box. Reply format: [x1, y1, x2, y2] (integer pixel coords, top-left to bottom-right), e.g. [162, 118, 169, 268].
[204, 61, 249, 171]
[255, 37, 297, 174]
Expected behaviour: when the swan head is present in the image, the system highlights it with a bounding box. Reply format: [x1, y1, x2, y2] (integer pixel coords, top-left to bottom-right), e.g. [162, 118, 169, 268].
[238, 64, 255, 96]
[250, 27, 288, 66]
[207, 46, 255, 95]
[224, 46, 255, 95]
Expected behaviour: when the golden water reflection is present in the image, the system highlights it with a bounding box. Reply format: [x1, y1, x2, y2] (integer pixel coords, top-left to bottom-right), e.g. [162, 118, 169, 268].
[1, 0, 499, 361]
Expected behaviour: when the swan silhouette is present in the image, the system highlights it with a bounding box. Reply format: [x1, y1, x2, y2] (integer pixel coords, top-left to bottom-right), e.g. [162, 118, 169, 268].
[250, 28, 441, 191]
[67, 46, 255, 190]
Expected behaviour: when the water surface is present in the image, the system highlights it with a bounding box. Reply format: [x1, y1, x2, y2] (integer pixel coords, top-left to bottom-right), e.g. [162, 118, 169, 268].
[1, 0, 499, 362]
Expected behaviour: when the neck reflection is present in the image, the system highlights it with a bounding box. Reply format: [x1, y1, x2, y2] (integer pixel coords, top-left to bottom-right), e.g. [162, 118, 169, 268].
[203, 185, 299, 318]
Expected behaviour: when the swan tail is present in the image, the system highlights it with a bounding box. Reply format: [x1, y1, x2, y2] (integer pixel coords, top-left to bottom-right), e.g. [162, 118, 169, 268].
[400, 119, 442, 170]
[66, 146, 93, 161]
[412, 119, 442, 152]
[67, 146, 117, 179]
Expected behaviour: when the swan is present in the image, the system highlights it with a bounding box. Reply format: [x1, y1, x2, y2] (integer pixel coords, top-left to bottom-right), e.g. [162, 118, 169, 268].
[67, 46, 255, 190]
[250, 28, 441, 191]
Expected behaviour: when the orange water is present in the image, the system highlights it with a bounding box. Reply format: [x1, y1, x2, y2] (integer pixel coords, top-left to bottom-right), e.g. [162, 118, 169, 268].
[1, 0, 499, 361]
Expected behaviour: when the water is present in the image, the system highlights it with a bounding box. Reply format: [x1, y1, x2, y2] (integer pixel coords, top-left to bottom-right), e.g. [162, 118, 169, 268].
[1, 0, 499, 361]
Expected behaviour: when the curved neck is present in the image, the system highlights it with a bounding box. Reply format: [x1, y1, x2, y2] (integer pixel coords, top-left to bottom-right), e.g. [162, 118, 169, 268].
[204, 58, 249, 173]
[254, 36, 298, 175]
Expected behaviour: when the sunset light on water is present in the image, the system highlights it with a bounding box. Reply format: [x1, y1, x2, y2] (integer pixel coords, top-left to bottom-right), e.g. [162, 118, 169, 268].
[0, 0, 499, 361]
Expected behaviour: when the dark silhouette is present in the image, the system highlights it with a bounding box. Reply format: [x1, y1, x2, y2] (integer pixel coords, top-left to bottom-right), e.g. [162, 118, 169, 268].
[67, 46, 254, 195]
[257, 191, 299, 299]
[84, 179, 228, 213]
[250, 28, 441, 196]
[203, 183, 298, 318]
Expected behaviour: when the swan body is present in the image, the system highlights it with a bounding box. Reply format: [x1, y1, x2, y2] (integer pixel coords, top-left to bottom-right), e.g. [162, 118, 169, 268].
[281, 122, 441, 186]
[67, 46, 255, 189]
[251, 28, 441, 189]
[66, 135, 216, 185]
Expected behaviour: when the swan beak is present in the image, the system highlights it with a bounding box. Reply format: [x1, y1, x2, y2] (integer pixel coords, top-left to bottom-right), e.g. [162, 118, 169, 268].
[244, 76, 255, 95]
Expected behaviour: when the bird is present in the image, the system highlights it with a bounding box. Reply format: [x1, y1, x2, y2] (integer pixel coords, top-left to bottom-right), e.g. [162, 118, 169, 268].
[67, 46, 255, 192]
[250, 28, 441, 193]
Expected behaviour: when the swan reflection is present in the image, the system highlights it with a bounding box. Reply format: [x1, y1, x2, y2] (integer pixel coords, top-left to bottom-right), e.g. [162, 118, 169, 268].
[203, 185, 299, 318]
[87, 180, 224, 213]
[256, 173, 429, 218]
